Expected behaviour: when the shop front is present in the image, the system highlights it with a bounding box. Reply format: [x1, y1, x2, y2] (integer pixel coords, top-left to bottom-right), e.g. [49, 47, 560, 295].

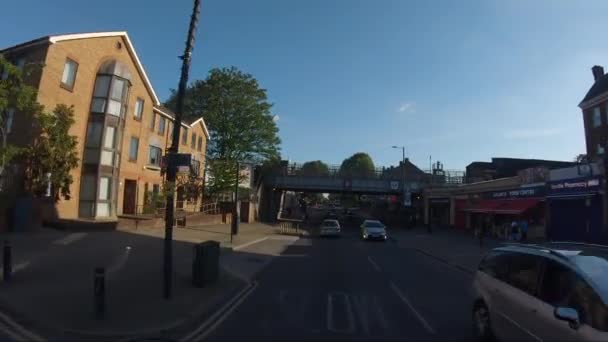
[547, 176, 604, 243]
[461, 185, 546, 238]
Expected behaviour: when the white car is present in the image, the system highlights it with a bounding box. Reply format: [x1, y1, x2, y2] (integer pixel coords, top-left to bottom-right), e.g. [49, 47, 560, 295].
[320, 219, 341, 237]
[360, 220, 387, 241]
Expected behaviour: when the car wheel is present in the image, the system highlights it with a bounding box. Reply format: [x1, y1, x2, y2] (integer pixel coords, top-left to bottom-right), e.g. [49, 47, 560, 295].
[472, 302, 493, 342]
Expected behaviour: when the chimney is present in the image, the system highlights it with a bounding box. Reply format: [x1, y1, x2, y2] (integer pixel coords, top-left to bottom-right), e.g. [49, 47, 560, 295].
[592, 65, 605, 81]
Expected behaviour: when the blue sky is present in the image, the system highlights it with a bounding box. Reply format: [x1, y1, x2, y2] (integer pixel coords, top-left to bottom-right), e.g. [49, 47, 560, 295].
[2, 0, 606, 170]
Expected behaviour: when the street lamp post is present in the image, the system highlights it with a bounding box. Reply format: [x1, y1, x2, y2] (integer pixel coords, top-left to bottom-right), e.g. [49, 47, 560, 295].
[163, 0, 201, 300]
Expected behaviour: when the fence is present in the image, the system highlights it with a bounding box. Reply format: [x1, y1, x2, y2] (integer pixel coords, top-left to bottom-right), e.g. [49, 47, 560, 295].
[277, 218, 302, 234]
[133, 201, 220, 217]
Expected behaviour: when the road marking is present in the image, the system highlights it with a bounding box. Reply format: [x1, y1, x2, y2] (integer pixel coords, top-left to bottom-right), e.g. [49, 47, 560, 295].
[0, 310, 45, 342]
[327, 292, 356, 334]
[0, 262, 31, 280]
[107, 247, 132, 276]
[353, 295, 370, 335]
[233, 237, 270, 251]
[367, 256, 381, 272]
[389, 281, 436, 334]
[53, 232, 87, 246]
[372, 295, 389, 332]
[180, 281, 258, 342]
[0, 320, 26, 342]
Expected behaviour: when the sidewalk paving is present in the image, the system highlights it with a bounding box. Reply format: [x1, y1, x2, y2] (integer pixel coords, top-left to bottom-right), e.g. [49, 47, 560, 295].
[0, 222, 298, 340]
[392, 226, 505, 274]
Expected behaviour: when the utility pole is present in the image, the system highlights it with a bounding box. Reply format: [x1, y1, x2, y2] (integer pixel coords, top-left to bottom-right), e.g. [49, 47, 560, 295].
[163, 0, 201, 300]
[231, 161, 240, 244]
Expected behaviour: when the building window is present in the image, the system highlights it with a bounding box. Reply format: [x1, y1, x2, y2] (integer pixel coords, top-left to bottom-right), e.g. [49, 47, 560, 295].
[150, 112, 156, 130]
[4, 108, 14, 134]
[153, 184, 160, 194]
[598, 144, 605, 155]
[16, 58, 25, 71]
[60, 58, 78, 91]
[593, 107, 602, 127]
[149, 146, 162, 166]
[182, 129, 188, 145]
[97, 177, 112, 217]
[197, 136, 203, 152]
[158, 116, 166, 135]
[129, 137, 139, 161]
[191, 133, 196, 149]
[101, 126, 116, 166]
[134, 98, 144, 120]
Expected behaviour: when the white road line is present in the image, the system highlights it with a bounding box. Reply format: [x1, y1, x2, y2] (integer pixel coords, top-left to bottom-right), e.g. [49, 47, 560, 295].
[327, 292, 355, 334]
[180, 281, 258, 342]
[233, 237, 270, 251]
[0, 261, 30, 280]
[0, 310, 45, 342]
[53, 232, 87, 246]
[367, 256, 381, 272]
[0, 320, 26, 342]
[389, 281, 436, 335]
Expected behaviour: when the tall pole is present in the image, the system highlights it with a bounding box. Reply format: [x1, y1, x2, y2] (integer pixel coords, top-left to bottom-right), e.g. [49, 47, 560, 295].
[231, 161, 240, 244]
[401, 146, 406, 206]
[164, 0, 201, 300]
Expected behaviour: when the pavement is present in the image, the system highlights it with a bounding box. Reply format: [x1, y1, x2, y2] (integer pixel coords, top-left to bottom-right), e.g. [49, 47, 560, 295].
[0, 222, 301, 341]
[196, 222, 479, 341]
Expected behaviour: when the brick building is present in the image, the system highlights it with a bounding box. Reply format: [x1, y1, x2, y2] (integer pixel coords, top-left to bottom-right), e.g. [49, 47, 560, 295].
[465, 158, 575, 183]
[580, 65, 608, 160]
[1, 32, 209, 222]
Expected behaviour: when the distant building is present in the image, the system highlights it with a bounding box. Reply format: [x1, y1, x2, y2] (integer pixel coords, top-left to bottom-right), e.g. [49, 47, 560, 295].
[465, 158, 575, 183]
[580, 65, 608, 161]
[382, 158, 427, 182]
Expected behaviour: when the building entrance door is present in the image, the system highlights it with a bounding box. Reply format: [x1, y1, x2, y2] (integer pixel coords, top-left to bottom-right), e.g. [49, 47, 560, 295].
[123, 179, 137, 215]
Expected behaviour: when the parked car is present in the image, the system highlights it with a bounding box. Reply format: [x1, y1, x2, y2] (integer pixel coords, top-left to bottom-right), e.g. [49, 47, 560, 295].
[360, 219, 387, 241]
[472, 242, 608, 341]
[320, 219, 341, 237]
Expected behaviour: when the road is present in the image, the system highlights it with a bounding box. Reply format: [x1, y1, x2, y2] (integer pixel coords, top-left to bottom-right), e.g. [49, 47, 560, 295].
[203, 222, 475, 341]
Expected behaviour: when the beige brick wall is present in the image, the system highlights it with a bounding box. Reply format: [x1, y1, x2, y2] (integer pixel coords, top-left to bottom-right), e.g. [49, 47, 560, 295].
[37, 36, 162, 219]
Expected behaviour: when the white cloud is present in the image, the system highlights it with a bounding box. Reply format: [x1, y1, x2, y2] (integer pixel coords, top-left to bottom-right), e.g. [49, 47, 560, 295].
[272, 115, 280, 122]
[503, 127, 563, 139]
[397, 102, 416, 113]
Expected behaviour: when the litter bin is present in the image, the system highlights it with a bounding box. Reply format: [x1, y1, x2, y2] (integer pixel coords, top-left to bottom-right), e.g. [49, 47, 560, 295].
[192, 240, 220, 287]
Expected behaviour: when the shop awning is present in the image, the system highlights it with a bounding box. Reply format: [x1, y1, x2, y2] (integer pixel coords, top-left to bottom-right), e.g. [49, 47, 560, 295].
[463, 198, 542, 215]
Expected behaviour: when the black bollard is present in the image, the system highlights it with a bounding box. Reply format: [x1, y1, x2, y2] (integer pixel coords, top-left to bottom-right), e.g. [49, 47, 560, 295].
[94, 267, 105, 319]
[3, 240, 11, 282]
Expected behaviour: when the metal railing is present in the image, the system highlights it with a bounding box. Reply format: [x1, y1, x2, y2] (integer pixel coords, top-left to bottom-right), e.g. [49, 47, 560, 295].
[130, 201, 220, 217]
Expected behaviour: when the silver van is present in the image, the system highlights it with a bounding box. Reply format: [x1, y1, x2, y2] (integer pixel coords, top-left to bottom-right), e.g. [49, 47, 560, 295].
[472, 243, 608, 341]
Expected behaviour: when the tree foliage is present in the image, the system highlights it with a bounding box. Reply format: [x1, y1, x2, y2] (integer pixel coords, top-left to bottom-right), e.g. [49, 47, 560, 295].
[165, 66, 281, 196]
[0, 54, 42, 168]
[300, 160, 330, 177]
[574, 154, 589, 163]
[22, 104, 79, 201]
[339, 152, 376, 178]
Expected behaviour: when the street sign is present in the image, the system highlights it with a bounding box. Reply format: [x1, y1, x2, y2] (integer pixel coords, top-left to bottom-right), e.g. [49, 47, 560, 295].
[167, 153, 192, 166]
[390, 181, 399, 190]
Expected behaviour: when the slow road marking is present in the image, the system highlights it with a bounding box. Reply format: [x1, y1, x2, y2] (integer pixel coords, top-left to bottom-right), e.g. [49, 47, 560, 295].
[367, 256, 381, 272]
[327, 292, 356, 334]
[389, 281, 436, 335]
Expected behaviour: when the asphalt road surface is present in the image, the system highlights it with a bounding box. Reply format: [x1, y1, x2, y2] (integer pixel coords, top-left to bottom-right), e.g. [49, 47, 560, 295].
[205, 222, 475, 341]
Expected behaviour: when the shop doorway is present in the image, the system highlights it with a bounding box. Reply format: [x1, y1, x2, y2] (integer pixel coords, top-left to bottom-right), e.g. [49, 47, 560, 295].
[123, 179, 137, 215]
[549, 195, 602, 242]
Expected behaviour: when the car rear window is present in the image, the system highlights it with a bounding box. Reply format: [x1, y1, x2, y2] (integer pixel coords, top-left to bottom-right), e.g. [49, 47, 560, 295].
[365, 221, 384, 228]
[323, 221, 338, 227]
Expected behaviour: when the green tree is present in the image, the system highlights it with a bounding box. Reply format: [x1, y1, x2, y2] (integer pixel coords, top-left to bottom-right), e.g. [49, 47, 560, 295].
[300, 160, 330, 177]
[22, 104, 79, 200]
[339, 152, 376, 178]
[0, 55, 41, 170]
[165, 67, 281, 196]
